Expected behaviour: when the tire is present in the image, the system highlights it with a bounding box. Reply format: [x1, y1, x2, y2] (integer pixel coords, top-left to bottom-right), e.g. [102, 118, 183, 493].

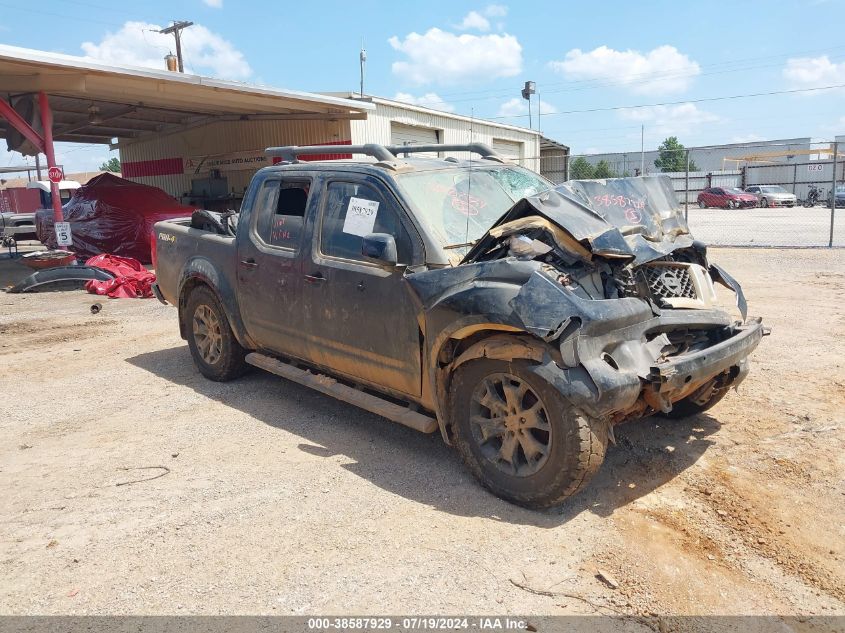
[698, 200, 706, 209]
[661, 378, 730, 420]
[761, 197, 769, 208]
[727, 200, 736, 209]
[449, 359, 608, 509]
[185, 286, 248, 381]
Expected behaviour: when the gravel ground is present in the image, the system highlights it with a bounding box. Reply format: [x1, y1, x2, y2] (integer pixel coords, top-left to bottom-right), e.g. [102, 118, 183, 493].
[0, 248, 843, 623]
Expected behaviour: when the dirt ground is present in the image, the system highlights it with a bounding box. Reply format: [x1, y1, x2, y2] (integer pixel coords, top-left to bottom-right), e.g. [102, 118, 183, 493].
[0, 248, 843, 624]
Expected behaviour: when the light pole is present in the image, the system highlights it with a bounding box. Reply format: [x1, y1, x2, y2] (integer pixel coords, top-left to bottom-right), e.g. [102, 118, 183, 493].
[359, 42, 367, 98]
[521, 81, 535, 130]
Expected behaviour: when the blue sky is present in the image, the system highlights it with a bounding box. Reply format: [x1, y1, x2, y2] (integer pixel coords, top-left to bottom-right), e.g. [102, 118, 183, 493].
[2, 0, 845, 171]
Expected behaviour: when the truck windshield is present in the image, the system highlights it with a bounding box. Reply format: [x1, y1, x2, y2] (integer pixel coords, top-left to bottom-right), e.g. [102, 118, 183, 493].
[395, 165, 552, 249]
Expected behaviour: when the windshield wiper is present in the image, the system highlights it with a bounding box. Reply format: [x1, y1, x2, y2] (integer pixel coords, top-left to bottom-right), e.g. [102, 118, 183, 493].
[444, 240, 479, 250]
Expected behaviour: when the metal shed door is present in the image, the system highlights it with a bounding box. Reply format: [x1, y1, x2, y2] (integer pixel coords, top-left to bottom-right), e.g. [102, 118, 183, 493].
[391, 123, 440, 156]
[492, 139, 523, 165]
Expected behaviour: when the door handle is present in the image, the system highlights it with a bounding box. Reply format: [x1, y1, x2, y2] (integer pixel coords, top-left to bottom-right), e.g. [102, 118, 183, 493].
[304, 272, 326, 285]
[239, 258, 258, 270]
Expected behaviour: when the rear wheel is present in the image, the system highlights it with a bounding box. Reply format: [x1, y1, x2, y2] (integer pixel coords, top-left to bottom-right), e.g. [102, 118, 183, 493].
[698, 200, 707, 209]
[449, 359, 608, 509]
[185, 286, 248, 381]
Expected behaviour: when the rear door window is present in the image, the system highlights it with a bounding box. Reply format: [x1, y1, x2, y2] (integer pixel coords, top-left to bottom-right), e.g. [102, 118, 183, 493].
[254, 179, 311, 250]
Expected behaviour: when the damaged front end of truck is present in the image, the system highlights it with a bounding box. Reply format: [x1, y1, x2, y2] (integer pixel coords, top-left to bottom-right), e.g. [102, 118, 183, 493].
[407, 175, 764, 434]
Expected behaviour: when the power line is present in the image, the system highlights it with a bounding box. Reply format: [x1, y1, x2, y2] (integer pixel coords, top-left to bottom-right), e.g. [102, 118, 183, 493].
[431, 44, 845, 103]
[0, 2, 128, 27]
[489, 83, 845, 120]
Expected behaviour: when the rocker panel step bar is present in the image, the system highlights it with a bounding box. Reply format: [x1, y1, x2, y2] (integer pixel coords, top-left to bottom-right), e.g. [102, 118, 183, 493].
[245, 352, 438, 434]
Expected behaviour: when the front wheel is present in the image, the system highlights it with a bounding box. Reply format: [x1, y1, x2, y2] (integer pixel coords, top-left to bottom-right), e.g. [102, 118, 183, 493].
[449, 359, 608, 509]
[761, 197, 769, 208]
[185, 286, 248, 381]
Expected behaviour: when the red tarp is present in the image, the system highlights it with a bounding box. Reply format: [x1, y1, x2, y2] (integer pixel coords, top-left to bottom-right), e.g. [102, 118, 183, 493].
[36, 173, 194, 264]
[84, 254, 156, 299]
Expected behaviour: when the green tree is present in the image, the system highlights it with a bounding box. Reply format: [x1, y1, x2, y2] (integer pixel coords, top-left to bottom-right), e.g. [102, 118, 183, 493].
[593, 160, 617, 179]
[569, 156, 595, 179]
[99, 157, 121, 173]
[653, 136, 698, 172]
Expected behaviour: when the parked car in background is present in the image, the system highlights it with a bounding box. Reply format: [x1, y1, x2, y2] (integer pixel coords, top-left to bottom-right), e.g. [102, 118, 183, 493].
[697, 187, 758, 209]
[744, 185, 797, 208]
[827, 184, 845, 208]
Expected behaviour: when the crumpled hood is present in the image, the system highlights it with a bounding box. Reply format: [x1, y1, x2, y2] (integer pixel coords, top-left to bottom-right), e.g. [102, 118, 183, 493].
[462, 174, 694, 266]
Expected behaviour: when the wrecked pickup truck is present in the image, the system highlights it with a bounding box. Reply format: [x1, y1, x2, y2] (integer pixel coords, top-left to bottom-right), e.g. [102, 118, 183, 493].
[152, 143, 764, 509]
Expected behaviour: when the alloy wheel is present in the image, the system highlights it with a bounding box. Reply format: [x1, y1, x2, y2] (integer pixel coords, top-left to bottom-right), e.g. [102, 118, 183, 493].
[192, 304, 223, 365]
[469, 373, 552, 477]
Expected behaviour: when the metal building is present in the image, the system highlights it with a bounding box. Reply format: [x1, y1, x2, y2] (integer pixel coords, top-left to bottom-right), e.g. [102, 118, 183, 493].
[334, 93, 541, 170]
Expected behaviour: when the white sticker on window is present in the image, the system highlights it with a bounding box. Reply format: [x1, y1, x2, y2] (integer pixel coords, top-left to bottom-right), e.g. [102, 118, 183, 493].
[342, 197, 379, 237]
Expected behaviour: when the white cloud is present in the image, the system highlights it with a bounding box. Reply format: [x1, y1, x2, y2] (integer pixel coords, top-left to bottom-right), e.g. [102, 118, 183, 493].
[81, 21, 251, 80]
[458, 11, 490, 31]
[619, 103, 719, 136]
[393, 92, 455, 113]
[497, 97, 557, 117]
[203, 0, 223, 7]
[783, 55, 845, 91]
[484, 4, 508, 17]
[549, 45, 700, 95]
[389, 28, 522, 85]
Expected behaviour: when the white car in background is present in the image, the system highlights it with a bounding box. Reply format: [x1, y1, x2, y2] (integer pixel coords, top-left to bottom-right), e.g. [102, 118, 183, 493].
[744, 185, 797, 208]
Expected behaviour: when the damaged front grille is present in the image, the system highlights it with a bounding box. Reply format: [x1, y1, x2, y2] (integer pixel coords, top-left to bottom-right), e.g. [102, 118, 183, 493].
[644, 263, 697, 300]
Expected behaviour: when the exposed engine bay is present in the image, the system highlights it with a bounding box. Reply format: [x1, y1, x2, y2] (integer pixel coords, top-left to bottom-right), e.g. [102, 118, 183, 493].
[409, 175, 764, 425]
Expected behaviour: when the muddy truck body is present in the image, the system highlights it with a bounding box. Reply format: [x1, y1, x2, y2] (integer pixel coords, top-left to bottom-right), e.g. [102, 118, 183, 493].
[153, 143, 764, 508]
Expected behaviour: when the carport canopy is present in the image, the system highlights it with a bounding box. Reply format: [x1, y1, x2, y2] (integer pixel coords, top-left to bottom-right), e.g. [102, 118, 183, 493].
[0, 44, 374, 147]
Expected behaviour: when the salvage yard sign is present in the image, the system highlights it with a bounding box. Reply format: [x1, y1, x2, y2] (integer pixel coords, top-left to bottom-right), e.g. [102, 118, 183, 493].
[184, 150, 273, 176]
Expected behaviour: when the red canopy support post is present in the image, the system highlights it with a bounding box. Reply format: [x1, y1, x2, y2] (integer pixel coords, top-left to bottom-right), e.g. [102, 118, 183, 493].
[0, 98, 46, 153]
[38, 91, 64, 224]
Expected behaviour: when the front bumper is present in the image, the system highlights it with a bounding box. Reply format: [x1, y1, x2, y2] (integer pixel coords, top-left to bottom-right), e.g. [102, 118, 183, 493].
[769, 198, 797, 207]
[538, 311, 764, 421]
[647, 317, 763, 401]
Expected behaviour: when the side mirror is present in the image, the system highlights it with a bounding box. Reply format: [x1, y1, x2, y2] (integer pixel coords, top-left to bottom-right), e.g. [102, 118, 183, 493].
[361, 233, 398, 266]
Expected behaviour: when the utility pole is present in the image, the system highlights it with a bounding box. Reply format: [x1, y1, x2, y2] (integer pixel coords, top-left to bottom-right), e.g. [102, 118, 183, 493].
[640, 125, 645, 175]
[158, 21, 194, 73]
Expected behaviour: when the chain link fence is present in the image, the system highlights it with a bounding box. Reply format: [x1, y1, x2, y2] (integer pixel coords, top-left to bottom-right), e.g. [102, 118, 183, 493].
[539, 141, 843, 247]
